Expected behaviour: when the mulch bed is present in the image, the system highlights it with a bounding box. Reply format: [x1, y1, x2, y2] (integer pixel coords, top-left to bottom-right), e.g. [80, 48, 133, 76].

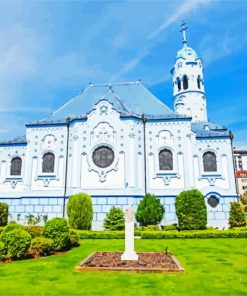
[76, 252, 184, 273]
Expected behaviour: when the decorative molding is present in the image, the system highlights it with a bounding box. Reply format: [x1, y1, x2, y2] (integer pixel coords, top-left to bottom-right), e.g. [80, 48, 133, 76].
[3, 177, 23, 189]
[35, 175, 60, 187]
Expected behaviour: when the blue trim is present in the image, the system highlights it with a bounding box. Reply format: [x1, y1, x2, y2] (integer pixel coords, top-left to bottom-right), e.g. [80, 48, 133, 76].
[196, 136, 230, 140]
[0, 143, 27, 147]
[146, 117, 191, 122]
[186, 62, 198, 65]
[26, 123, 67, 128]
[173, 90, 205, 99]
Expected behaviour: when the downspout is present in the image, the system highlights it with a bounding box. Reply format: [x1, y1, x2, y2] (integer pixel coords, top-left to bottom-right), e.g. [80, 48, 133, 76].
[229, 130, 239, 199]
[63, 117, 70, 217]
[142, 114, 147, 195]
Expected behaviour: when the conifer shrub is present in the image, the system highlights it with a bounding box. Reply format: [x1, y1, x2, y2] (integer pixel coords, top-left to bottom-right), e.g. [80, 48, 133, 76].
[103, 206, 125, 230]
[43, 218, 70, 251]
[30, 237, 54, 257]
[67, 193, 93, 230]
[136, 193, 165, 226]
[4, 229, 31, 259]
[0, 203, 8, 226]
[229, 202, 246, 228]
[69, 230, 80, 247]
[175, 189, 207, 230]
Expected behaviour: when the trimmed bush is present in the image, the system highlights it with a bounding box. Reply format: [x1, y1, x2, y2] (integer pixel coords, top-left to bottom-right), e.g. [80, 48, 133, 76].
[24, 226, 43, 238]
[229, 202, 246, 228]
[30, 237, 54, 257]
[175, 189, 207, 230]
[0, 203, 8, 226]
[69, 230, 80, 247]
[162, 224, 177, 231]
[140, 230, 247, 239]
[43, 218, 70, 251]
[67, 193, 93, 230]
[76, 230, 125, 239]
[136, 193, 165, 226]
[135, 225, 160, 232]
[0, 241, 6, 261]
[4, 229, 31, 258]
[103, 207, 125, 230]
[0, 223, 22, 245]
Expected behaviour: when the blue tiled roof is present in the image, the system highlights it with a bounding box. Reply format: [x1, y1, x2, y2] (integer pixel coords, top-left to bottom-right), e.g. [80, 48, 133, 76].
[191, 121, 230, 138]
[0, 135, 27, 145]
[32, 81, 180, 124]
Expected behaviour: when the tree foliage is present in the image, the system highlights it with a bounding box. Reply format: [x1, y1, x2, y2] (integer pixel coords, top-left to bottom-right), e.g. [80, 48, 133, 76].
[229, 202, 246, 228]
[175, 189, 207, 230]
[0, 203, 8, 226]
[67, 193, 93, 230]
[103, 207, 125, 230]
[136, 193, 165, 226]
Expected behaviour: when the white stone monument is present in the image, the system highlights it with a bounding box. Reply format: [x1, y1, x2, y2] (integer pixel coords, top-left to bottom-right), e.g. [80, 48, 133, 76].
[121, 206, 139, 261]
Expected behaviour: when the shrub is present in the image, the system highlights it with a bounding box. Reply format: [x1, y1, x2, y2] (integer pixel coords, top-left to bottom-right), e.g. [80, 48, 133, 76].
[67, 193, 93, 230]
[0, 203, 8, 226]
[4, 229, 31, 258]
[229, 202, 246, 228]
[25, 214, 42, 226]
[162, 224, 177, 231]
[69, 230, 80, 247]
[23, 226, 43, 238]
[135, 225, 160, 231]
[43, 218, 70, 251]
[30, 237, 54, 257]
[103, 207, 125, 230]
[0, 241, 6, 260]
[76, 230, 125, 239]
[175, 189, 207, 230]
[0, 222, 22, 245]
[136, 193, 165, 226]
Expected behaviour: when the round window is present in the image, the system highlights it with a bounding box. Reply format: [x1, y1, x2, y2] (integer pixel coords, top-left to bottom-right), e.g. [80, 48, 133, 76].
[207, 195, 219, 208]
[92, 146, 114, 168]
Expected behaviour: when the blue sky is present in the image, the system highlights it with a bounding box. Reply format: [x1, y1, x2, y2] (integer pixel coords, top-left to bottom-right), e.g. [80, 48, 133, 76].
[0, 0, 246, 148]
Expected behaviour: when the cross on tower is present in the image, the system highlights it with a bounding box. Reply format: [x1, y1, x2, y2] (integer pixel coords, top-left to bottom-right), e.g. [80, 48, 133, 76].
[180, 21, 188, 45]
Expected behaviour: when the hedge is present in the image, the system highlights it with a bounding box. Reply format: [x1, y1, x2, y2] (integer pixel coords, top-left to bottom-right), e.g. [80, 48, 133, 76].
[76, 230, 125, 239]
[140, 230, 247, 239]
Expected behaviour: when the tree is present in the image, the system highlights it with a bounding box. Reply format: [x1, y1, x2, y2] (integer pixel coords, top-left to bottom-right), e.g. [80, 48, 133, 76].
[229, 202, 246, 228]
[67, 193, 93, 230]
[175, 189, 207, 230]
[103, 207, 125, 230]
[136, 193, 165, 226]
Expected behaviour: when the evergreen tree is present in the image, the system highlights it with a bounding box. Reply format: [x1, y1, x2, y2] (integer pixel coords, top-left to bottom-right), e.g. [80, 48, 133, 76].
[103, 207, 125, 230]
[229, 202, 246, 228]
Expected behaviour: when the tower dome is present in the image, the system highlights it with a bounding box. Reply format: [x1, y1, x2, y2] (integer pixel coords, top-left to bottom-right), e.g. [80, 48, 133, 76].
[171, 22, 207, 122]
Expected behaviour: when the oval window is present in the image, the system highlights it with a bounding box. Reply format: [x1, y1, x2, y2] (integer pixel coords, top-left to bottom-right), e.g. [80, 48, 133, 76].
[92, 146, 114, 168]
[207, 195, 219, 208]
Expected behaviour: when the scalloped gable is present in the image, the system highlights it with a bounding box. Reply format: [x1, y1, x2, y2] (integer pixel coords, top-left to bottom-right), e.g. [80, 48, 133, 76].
[39, 81, 177, 123]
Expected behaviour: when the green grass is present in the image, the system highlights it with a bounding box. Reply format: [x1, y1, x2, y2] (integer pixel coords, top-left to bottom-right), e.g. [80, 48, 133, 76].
[0, 239, 247, 296]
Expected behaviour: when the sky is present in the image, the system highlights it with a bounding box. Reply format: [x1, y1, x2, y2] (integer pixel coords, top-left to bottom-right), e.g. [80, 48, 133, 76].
[0, 0, 246, 148]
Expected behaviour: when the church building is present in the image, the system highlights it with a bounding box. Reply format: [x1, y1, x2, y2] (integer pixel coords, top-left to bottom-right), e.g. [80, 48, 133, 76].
[0, 24, 238, 229]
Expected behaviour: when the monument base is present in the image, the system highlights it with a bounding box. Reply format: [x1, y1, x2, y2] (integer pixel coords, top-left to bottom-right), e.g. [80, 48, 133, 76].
[121, 252, 139, 261]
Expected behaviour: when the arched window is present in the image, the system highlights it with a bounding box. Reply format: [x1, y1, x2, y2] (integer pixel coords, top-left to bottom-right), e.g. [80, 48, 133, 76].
[203, 151, 217, 172]
[42, 152, 55, 173]
[159, 149, 173, 171]
[197, 75, 201, 89]
[10, 157, 22, 176]
[183, 75, 188, 89]
[176, 77, 181, 91]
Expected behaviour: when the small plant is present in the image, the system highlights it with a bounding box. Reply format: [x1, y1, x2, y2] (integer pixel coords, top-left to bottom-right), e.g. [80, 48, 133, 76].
[43, 218, 70, 251]
[0, 202, 8, 226]
[67, 193, 93, 230]
[175, 189, 207, 230]
[17, 214, 21, 221]
[69, 230, 80, 247]
[103, 206, 125, 230]
[42, 215, 48, 224]
[30, 237, 54, 258]
[0, 242, 6, 261]
[229, 202, 246, 228]
[136, 193, 165, 226]
[25, 214, 42, 226]
[164, 246, 169, 254]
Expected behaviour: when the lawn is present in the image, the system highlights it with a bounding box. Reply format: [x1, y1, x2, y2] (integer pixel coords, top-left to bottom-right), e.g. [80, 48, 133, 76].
[0, 239, 246, 296]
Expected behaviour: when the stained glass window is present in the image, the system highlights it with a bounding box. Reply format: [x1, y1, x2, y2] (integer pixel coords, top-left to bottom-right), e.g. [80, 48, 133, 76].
[10, 157, 22, 176]
[203, 151, 217, 172]
[159, 149, 173, 171]
[42, 152, 55, 173]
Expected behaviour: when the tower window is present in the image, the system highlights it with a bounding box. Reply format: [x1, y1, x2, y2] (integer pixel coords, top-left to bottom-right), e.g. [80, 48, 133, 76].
[183, 75, 188, 90]
[176, 77, 181, 91]
[10, 157, 22, 176]
[42, 152, 55, 173]
[159, 149, 173, 171]
[203, 151, 217, 172]
[197, 75, 201, 89]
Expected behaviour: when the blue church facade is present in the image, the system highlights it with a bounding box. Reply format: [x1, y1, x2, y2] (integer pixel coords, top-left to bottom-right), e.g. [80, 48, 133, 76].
[0, 25, 238, 229]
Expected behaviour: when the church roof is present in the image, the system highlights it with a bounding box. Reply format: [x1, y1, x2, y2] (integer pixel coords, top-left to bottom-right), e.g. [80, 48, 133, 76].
[176, 45, 199, 61]
[191, 121, 230, 138]
[0, 135, 27, 145]
[32, 81, 180, 124]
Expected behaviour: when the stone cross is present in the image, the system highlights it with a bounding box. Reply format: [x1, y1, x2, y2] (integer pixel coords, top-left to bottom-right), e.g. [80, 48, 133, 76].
[121, 206, 138, 261]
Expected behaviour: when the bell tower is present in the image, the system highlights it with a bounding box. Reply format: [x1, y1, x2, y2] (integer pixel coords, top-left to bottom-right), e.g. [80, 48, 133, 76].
[171, 22, 207, 122]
